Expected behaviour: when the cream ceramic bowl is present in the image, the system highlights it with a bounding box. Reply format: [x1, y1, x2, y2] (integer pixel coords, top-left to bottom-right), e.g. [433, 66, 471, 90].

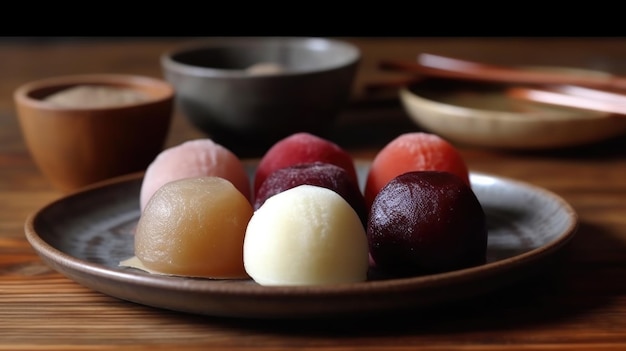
[399, 76, 626, 150]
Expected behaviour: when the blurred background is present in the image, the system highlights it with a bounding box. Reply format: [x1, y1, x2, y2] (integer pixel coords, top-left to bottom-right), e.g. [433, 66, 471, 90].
[5, 36, 626, 155]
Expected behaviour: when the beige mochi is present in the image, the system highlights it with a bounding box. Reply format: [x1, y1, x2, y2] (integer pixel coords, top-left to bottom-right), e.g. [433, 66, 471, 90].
[124, 176, 253, 279]
[243, 185, 369, 286]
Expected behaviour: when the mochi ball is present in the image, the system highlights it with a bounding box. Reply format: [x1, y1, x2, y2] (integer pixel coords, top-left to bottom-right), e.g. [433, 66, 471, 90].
[122, 176, 253, 279]
[244, 185, 369, 286]
[140, 139, 251, 210]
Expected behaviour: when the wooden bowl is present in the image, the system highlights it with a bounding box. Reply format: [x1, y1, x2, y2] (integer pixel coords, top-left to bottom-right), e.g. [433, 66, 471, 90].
[399, 76, 626, 150]
[14, 74, 174, 192]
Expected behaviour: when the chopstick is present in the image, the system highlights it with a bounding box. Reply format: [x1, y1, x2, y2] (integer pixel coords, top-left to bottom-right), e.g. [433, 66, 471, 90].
[507, 85, 626, 116]
[379, 53, 626, 91]
[371, 52, 626, 116]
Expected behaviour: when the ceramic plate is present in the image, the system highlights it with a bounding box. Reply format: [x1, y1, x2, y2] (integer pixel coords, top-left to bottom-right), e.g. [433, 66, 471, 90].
[24, 163, 578, 319]
[400, 77, 626, 150]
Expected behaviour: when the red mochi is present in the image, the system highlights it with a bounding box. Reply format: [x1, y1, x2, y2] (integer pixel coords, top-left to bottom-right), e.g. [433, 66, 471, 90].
[254, 162, 368, 226]
[253, 132, 358, 198]
[364, 132, 470, 210]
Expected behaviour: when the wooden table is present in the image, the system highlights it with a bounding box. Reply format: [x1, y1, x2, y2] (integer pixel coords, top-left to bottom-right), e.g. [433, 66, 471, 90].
[2, 37, 626, 350]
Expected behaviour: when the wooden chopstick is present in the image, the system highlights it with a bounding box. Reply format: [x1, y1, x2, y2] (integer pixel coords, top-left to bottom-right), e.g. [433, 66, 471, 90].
[507, 85, 626, 116]
[379, 53, 626, 91]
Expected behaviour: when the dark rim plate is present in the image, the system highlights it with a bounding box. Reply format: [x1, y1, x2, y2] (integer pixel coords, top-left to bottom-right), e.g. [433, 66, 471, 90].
[24, 165, 578, 319]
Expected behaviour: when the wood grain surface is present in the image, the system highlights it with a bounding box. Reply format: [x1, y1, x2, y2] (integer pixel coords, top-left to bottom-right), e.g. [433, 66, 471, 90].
[2, 37, 626, 350]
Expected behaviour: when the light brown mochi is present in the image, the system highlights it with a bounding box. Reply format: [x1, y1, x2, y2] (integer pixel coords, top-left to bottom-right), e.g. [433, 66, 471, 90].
[122, 177, 253, 279]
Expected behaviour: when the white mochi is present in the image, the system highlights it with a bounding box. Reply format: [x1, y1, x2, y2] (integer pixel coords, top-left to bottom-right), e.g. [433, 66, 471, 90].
[244, 185, 369, 286]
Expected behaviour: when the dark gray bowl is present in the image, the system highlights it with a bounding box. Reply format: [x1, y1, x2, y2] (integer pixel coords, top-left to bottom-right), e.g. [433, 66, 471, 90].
[161, 37, 361, 157]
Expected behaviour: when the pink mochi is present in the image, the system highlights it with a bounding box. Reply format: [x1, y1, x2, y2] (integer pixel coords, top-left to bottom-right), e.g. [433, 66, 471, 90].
[139, 139, 251, 211]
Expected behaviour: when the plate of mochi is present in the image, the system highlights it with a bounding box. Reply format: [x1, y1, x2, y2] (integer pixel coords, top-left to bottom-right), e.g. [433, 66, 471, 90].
[24, 132, 579, 319]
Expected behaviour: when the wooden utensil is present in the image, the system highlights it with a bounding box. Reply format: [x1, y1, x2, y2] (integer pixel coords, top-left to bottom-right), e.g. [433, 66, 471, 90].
[379, 53, 626, 91]
[507, 85, 626, 116]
